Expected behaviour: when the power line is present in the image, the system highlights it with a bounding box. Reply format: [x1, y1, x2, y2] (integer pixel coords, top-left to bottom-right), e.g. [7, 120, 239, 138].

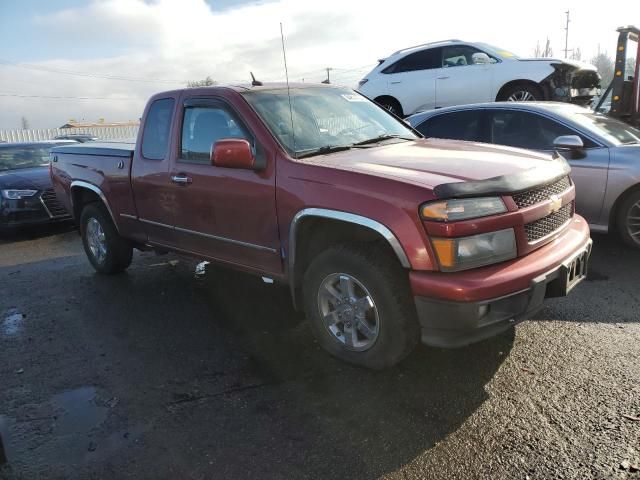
[0, 94, 138, 100]
[0, 59, 185, 85]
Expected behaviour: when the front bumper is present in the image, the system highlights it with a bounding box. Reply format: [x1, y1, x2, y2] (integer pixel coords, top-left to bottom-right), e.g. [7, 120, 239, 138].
[411, 219, 592, 348]
[0, 194, 70, 231]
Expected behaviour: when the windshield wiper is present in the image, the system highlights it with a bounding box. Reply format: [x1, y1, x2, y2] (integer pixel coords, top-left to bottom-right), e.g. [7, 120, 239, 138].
[296, 145, 352, 159]
[351, 134, 415, 146]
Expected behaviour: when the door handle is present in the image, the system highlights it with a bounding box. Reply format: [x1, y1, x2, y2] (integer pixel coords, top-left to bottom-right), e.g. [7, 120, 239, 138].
[171, 175, 192, 185]
[437, 76, 450, 80]
[390, 81, 402, 84]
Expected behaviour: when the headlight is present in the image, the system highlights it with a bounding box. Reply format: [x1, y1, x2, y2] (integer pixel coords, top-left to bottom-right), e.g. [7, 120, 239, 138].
[1, 189, 38, 200]
[431, 228, 517, 272]
[421, 197, 506, 222]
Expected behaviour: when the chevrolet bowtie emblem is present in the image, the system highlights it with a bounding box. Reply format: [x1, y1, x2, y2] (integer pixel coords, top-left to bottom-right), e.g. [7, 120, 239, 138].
[549, 194, 562, 214]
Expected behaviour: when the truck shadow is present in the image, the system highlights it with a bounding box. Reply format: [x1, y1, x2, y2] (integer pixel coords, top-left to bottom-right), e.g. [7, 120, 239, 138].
[196, 265, 514, 479]
[0, 223, 75, 246]
[533, 233, 640, 324]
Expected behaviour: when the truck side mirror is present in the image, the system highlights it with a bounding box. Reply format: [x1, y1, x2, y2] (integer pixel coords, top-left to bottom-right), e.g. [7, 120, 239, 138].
[553, 135, 585, 159]
[211, 139, 256, 170]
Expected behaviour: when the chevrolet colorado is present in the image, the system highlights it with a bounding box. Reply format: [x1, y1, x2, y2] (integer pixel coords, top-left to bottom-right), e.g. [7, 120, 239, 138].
[51, 84, 592, 368]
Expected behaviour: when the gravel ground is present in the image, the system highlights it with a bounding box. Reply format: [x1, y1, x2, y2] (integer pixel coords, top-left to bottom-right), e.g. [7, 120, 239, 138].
[0, 226, 638, 480]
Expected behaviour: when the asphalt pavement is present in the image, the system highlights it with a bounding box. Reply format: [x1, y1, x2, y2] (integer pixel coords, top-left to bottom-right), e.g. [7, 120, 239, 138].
[0, 225, 638, 480]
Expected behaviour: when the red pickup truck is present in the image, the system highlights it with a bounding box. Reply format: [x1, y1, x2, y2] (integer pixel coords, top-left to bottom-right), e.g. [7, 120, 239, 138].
[51, 83, 592, 368]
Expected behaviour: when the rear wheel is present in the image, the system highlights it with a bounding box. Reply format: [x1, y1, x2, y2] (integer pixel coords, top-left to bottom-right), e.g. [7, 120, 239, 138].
[376, 97, 404, 117]
[80, 203, 133, 274]
[302, 244, 419, 369]
[616, 190, 640, 249]
[498, 83, 543, 102]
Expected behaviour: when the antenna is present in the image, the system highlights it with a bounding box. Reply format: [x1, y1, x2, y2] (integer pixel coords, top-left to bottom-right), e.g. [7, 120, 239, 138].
[280, 22, 296, 156]
[250, 72, 263, 87]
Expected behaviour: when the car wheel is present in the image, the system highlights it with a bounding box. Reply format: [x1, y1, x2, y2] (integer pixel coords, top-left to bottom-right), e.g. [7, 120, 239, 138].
[499, 83, 543, 102]
[302, 243, 419, 369]
[80, 203, 133, 274]
[376, 98, 404, 117]
[616, 190, 640, 249]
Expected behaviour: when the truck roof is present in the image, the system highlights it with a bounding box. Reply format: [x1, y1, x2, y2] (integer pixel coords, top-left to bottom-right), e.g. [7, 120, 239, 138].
[154, 82, 341, 97]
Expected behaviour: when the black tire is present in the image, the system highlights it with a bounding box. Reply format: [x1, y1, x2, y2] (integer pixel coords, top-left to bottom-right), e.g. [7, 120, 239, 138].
[497, 83, 543, 102]
[376, 97, 404, 117]
[302, 243, 420, 369]
[80, 203, 133, 274]
[616, 190, 640, 249]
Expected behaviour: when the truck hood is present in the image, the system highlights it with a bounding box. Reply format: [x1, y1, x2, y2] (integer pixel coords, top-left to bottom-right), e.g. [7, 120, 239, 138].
[301, 138, 566, 195]
[0, 166, 51, 190]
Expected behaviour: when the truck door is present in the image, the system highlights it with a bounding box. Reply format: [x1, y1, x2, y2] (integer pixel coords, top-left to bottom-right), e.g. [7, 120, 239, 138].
[131, 96, 179, 246]
[169, 97, 281, 275]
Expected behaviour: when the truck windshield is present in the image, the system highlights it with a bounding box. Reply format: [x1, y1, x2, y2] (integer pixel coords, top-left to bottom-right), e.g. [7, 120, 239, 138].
[242, 87, 418, 158]
[0, 145, 54, 171]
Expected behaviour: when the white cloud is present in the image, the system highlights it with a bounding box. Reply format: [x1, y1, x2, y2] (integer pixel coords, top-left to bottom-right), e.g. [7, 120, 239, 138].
[1, 0, 638, 128]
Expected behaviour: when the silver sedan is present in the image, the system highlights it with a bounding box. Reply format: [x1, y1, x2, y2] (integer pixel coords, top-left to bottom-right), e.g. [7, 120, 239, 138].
[407, 102, 640, 247]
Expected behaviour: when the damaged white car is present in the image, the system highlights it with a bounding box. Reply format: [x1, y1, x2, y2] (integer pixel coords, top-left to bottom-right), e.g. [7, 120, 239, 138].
[357, 40, 601, 117]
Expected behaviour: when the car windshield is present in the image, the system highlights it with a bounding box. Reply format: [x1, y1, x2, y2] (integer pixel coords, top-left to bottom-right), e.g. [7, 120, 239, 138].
[475, 43, 520, 59]
[570, 112, 640, 145]
[0, 145, 55, 172]
[242, 87, 418, 157]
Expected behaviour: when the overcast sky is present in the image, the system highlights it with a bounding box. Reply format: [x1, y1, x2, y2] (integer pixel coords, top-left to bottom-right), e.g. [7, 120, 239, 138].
[0, 0, 638, 129]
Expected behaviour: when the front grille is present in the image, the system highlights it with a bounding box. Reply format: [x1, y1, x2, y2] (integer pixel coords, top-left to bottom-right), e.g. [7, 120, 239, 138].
[512, 176, 571, 209]
[524, 202, 573, 242]
[40, 188, 69, 218]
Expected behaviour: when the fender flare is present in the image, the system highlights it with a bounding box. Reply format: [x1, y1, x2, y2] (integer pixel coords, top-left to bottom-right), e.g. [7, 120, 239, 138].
[288, 208, 411, 304]
[70, 180, 119, 232]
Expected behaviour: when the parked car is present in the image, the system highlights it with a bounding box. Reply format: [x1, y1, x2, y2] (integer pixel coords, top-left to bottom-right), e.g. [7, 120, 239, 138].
[0, 141, 74, 231]
[407, 102, 640, 247]
[357, 40, 601, 117]
[51, 84, 592, 368]
[53, 133, 98, 143]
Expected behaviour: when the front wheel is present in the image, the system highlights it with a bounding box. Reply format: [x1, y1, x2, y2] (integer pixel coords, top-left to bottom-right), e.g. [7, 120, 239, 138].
[302, 244, 419, 369]
[80, 203, 133, 274]
[498, 83, 543, 102]
[617, 190, 640, 249]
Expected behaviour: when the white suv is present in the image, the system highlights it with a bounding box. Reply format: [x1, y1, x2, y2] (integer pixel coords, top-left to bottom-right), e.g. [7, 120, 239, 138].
[357, 40, 600, 117]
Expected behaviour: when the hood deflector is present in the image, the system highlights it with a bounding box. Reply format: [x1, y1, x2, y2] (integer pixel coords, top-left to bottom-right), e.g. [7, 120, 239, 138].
[433, 155, 571, 199]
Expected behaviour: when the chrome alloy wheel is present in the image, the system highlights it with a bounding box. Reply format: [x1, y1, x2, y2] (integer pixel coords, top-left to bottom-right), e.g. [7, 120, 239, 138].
[317, 273, 379, 351]
[86, 217, 107, 264]
[507, 90, 536, 101]
[626, 200, 640, 245]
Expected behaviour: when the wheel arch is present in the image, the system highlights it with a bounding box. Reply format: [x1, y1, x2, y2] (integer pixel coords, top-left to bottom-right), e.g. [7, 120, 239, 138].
[70, 181, 119, 232]
[496, 79, 549, 101]
[608, 182, 640, 231]
[373, 95, 404, 116]
[288, 209, 411, 309]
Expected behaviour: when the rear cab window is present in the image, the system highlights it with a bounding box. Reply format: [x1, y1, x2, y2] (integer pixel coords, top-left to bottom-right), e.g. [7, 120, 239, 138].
[141, 98, 175, 160]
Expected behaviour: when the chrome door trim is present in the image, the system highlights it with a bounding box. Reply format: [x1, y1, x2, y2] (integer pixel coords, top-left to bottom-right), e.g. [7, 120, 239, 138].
[138, 217, 277, 253]
[120, 213, 138, 220]
[174, 225, 278, 253]
[70, 180, 119, 231]
[287, 208, 411, 303]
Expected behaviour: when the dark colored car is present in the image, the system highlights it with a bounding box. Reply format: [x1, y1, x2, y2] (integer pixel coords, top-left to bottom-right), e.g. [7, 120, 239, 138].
[0, 141, 74, 231]
[51, 84, 592, 369]
[53, 133, 99, 143]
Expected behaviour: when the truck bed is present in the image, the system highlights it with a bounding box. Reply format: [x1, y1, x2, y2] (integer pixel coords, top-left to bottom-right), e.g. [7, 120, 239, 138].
[52, 141, 135, 158]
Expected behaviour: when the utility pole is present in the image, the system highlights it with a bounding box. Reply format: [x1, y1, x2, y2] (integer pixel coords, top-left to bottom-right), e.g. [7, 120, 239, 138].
[564, 10, 570, 59]
[322, 67, 332, 84]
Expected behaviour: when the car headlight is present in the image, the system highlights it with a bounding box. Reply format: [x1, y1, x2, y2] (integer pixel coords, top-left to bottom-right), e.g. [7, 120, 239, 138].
[1, 189, 38, 200]
[420, 197, 506, 222]
[431, 228, 517, 272]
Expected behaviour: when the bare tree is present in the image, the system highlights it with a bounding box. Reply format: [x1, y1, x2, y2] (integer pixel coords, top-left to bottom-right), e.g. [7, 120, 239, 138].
[591, 52, 614, 88]
[20, 116, 30, 130]
[534, 38, 554, 58]
[187, 76, 216, 87]
[570, 47, 582, 61]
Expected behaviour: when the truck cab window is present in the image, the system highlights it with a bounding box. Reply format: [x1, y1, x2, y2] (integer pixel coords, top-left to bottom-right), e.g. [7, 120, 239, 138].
[181, 106, 250, 163]
[141, 98, 175, 160]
